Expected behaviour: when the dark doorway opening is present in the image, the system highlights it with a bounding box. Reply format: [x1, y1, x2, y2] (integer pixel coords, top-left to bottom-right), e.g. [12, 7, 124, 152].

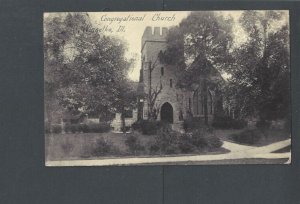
[161, 102, 173, 123]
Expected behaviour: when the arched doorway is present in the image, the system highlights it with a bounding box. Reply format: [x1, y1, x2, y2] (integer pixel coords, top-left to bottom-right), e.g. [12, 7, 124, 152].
[161, 102, 173, 123]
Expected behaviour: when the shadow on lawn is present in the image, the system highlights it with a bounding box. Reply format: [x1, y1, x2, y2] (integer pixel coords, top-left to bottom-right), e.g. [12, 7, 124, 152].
[228, 128, 290, 147]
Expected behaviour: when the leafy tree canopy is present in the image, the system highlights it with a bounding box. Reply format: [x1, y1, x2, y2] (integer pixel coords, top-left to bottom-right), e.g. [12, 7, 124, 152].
[44, 13, 136, 121]
[226, 11, 289, 120]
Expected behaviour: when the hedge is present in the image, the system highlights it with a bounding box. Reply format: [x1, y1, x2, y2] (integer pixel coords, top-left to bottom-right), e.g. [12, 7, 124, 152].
[150, 126, 222, 155]
[212, 116, 247, 129]
[132, 120, 166, 135]
[47, 122, 111, 134]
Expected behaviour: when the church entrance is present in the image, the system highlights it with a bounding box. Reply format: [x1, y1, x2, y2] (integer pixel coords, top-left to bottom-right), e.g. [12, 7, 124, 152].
[161, 102, 173, 123]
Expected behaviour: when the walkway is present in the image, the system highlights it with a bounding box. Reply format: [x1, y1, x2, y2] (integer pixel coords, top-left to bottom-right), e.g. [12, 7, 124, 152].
[46, 139, 291, 166]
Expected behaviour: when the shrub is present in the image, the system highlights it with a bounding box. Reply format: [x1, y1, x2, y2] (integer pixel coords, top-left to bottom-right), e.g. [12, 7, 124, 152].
[180, 128, 222, 152]
[61, 141, 74, 154]
[64, 123, 78, 133]
[79, 124, 89, 133]
[231, 120, 247, 129]
[206, 134, 223, 149]
[183, 119, 200, 132]
[70, 124, 78, 133]
[132, 120, 164, 135]
[131, 121, 141, 130]
[141, 120, 161, 135]
[212, 116, 247, 129]
[164, 143, 179, 154]
[230, 129, 263, 145]
[149, 143, 160, 154]
[189, 129, 209, 149]
[177, 133, 195, 153]
[64, 123, 111, 133]
[283, 118, 291, 133]
[256, 120, 271, 130]
[125, 135, 145, 155]
[52, 124, 62, 134]
[91, 138, 117, 156]
[121, 126, 131, 133]
[85, 123, 111, 133]
[150, 125, 222, 155]
[150, 124, 180, 154]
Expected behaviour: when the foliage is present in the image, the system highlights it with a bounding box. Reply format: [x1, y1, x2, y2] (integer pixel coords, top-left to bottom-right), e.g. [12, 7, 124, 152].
[86, 123, 111, 133]
[255, 120, 271, 130]
[160, 11, 233, 70]
[64, 124, 78, 133]
[153, 124, 180, 154]
[131, 121, 141, 130]
[212, 116, 247, 129]
[226, 11, 290, 121]
[44, 13, 137, 125]
[183, 117, 204, 132]
[132, 120, 165, 135]
[64, 123, 110, 133]
[181, 129, 222, 151]
[91, 138, 118, 156]
[150, 125, 222, 155]
[230, 129, 263, 145]
[283, 117, 291, 133]
[79, 124, 89, 133]
[121, 126, 131, 133]
[159, 11, 233, 125]
[125, 135, 145, 155]
[52, 124, 62, 133]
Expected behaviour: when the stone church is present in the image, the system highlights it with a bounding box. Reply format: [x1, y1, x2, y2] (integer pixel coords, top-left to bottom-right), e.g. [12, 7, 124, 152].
[137, 26, 224, 127]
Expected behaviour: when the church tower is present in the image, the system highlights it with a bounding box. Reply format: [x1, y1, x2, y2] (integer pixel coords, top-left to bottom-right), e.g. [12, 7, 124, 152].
[138, 27, 193, 124]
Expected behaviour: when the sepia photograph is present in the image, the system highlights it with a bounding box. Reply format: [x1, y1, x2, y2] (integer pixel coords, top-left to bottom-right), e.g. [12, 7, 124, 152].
[44, 11, 291, 166]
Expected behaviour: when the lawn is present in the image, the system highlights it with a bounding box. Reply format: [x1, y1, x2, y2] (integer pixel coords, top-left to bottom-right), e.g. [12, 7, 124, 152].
[214, 128, 290, 147]
[45, 131, 227, 161]
[45, 127, 290, 162]
[45, 132, 152, 161]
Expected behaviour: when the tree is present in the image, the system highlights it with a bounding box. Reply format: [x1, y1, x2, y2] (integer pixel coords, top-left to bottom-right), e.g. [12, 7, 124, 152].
[112, 79, 137, 132]
[160, 11, 233, 125]
[147, 56, 163, 120]
[44, 13, 136, 126]
[227, 11, 289, 121]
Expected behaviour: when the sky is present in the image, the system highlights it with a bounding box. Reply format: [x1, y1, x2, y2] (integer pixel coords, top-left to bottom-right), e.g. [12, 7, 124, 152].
[88, 11, 192, 81]
[86, 11, 288, 81]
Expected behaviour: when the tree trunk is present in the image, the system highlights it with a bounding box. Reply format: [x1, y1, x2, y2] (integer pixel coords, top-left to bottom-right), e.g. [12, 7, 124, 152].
[203, 77, 208, 126]
[148, 61, 152, 120]
[121, 107, 126, 133]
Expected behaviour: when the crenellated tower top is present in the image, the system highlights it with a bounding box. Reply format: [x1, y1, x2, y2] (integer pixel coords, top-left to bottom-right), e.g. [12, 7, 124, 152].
[141, 27, 168, 51]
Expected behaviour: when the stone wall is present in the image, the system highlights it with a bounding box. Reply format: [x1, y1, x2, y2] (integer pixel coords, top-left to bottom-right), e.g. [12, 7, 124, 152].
[141, 26, 193, 124]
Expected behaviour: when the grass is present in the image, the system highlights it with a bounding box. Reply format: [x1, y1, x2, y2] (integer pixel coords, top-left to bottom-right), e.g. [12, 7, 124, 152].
[272, 145, 291, 153]
[45, 132, 153, 160]
[45, 131, 226, 161]
[45, 127, 290, 162]
[215, 128, 290, 147]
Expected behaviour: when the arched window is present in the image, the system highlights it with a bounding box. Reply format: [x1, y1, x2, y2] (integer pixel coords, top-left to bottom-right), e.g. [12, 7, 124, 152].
[170, 79, 173, 88]
[193, 89, 213, 116]
[193, 90, 199, 115]
[161, 67, 164, 76]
